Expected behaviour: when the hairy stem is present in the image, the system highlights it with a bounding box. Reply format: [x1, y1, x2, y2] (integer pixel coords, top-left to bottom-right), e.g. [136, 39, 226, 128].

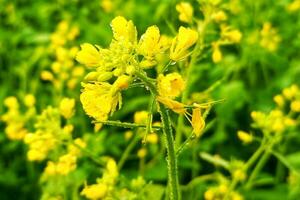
[135, 70, 181, 199]
[158, 104, 180, 200]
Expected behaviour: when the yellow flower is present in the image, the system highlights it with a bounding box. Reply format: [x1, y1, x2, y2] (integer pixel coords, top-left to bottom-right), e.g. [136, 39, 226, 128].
[260, 22, 281, 52]
[24, 94, 36, 107]
[211, 10, 227, 22]
[101, 0, 113, 13]
[237, 130, 253, 144]
[41, 70, 54, 81]
[112, 75, 131, 91]
[137, 148, 147, 158]
[110, 16, 137, 44]
[5, 123, 27, 140]
[124, 131, 133, 140]
[80, 83, 121, 121]
[191, 107, 205, 137]
[283, 85, 298, 99]
[273, 94, 285, 107]
[170, 26, 198, 61]
[157, 73, 185, 99]
[56, 153, 77, 175]
[81, 183, 108, 200]
[233, 169, 246, 181]
[44, 161, 57, 176]
[176, 2, 193, 23]
[138, 25, 162, 59]
[4, 96, 19, 109]
[27, 150, 44, 161]
[147, 133, 159, 144]
[212, 42, 222, 63]
[134, 111, 148, 124]
[221, 25, 242, 43]
[156, 96, 186, 114]
[59, 98, 75, 119]
[204, 189, 215, 200]
[287, 0, 300, 12]
[76, 43, 102, 67]
[291, 100, 300, 112]
[68, 138, 86, 156]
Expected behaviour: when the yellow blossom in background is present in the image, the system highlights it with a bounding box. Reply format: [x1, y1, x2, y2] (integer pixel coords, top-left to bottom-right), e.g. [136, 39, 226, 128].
[24, 94, 36, 107]
[59, 98, 75, 119]
[41, 70, 54, 81]
[282, 84, 299, 100]
[137, 148, 147, 158]
[157, 73, 185, 99]
[5, 123, 28, 140]
[44, 161, 57, 176]
[291, 100, 300, 112]
[233, 169, 246, 181]
[170, 26, 198, 61]
[56, 153, 77, 175]
[76, 43, 102, 67]
[81, 183, 108, 200]
[273, 94, 285, 107]
[4, 96, 19, 109]
[260, 22, 281, 52]
[124, 131, 133, 140]
[146, 133, 158, 144]
[237, 130, 253, 144]
[68, 138, 86, 156]
[211, 10, 227, 23]
[220, 25, 242, 43]
[176, 2, 194, 23]
[287, 0, 300, 12]
[101, 0, 113, 13]
[134, 111, 148, 124]
[212, 42, 222, 63]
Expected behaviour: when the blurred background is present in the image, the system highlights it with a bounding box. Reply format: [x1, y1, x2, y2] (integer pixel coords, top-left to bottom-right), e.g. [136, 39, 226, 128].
[1, 0, 300, 199]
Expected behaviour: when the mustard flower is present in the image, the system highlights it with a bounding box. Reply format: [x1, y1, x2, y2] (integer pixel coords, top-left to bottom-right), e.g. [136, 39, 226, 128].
[80, 83, 121, 122]
[81, 183, 108, 200]
[237, 130, 253, 144]
[176, 2, 194, 23]
[138, 25, 161, 59]
[76, 43, 102, 67]
[191, 107, 205, 137]
[59, 98, 75, 119]
[157, 73, 185, 99]
[170, 26, 198, 61]
[110, 16, 137, 45]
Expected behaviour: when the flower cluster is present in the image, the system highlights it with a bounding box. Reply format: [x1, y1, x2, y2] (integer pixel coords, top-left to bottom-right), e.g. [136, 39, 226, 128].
[23, 98, 78, 162]
[41, 21, 85, 90]
[259, 22, 281, 52]
[1, 95, 36, 140]
[76, 16, 199, 128]
[204, 183, 244, 200]
[81, 159, 118, 199]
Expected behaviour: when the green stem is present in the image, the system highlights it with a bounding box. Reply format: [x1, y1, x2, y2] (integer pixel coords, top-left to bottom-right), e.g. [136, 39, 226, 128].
[245, 150, 271, 189]
[118, 133, 140, 170]
[93, 120, 161, 130]
[244, 141, 266, 171]
[158, 104, 180, 200]
[135, 69, 180, 200]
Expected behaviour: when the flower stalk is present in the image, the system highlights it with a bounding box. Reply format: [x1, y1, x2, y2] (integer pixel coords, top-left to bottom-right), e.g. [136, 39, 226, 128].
[135, 70, 181, 200]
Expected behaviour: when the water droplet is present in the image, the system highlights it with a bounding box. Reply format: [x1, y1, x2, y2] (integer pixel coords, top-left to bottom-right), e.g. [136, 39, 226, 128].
[170, 61, 176, 65]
